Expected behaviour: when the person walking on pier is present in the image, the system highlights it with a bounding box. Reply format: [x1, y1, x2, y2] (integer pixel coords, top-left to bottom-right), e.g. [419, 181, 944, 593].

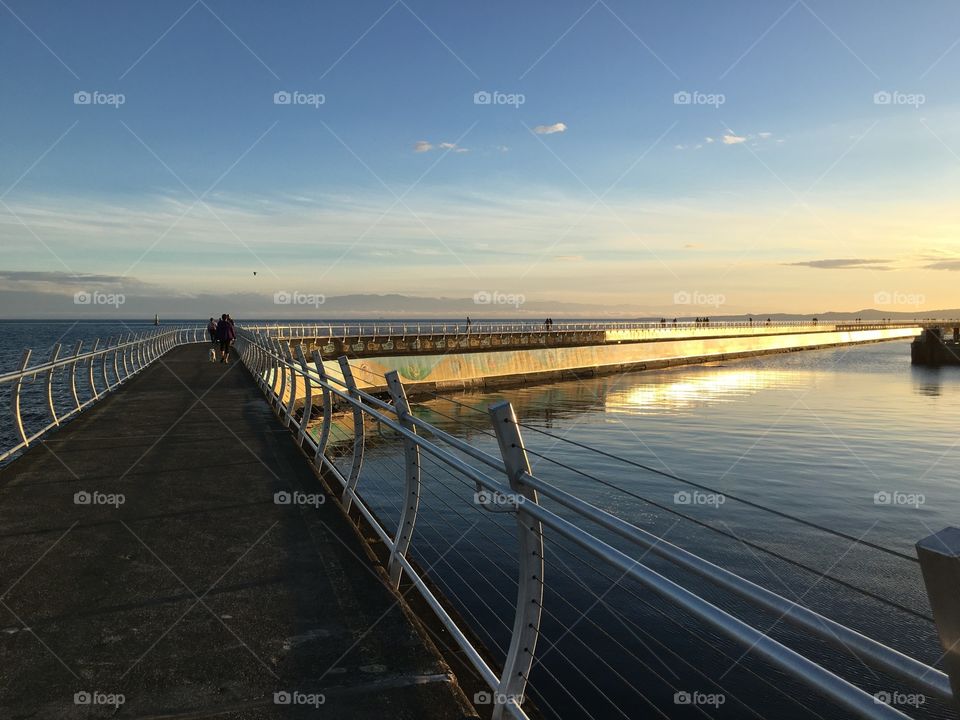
[207, 318, 217, 343]
[215, 314, 235, 363]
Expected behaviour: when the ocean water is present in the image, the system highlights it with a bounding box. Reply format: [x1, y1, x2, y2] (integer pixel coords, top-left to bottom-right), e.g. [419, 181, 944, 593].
[2, 323, 956, 718]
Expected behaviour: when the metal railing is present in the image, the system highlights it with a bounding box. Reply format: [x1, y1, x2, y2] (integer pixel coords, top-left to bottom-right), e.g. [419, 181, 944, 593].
[0, 326, 207, 463]
[240, 319, 942, 341]
[235, 328, 954, 719]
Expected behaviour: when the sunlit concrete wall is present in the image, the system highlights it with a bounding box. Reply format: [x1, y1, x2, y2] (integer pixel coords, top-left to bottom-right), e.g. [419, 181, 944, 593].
[281, 327, 920, 401]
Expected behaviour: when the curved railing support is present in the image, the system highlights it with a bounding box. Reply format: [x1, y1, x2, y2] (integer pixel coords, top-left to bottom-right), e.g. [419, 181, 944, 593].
[385, 370, 420, 589]
[311, 350, 332, 463]
[12, 350, 32, 449]
[489, 401, 544, 719]
[338, 355, 365, 512]
[294, 345, 312, 446]
[46, 344, 61, 426]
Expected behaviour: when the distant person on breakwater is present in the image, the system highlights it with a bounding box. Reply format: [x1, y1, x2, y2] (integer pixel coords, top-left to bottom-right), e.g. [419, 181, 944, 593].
[215, 314, 235, 363]
[207, 318, 217, 343]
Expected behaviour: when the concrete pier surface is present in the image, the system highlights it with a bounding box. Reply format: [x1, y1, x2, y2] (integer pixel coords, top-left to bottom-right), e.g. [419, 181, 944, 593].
[0, 345, 475, 718]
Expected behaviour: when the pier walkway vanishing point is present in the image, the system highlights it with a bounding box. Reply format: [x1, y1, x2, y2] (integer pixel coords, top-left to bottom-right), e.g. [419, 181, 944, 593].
[0, 340, 475, 719]
[2, 323, 960, 719]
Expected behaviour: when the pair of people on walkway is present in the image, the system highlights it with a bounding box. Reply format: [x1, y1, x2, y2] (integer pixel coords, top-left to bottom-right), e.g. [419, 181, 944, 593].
[213, 314, 235, 363]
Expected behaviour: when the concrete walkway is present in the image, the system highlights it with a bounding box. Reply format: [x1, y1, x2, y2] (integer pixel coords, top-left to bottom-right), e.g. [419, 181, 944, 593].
[0, 344, 476, 719]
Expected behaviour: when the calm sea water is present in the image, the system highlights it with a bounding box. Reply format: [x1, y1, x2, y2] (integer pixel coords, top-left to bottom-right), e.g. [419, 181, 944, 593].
[2, 322, 956, 718]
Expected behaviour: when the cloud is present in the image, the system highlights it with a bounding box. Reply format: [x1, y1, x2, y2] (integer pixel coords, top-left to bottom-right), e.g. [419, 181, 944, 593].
[758, 132, 773, 139]
[722, 134, 747, 145]
[785, 258, 892, 270]
[705, 137, 714, 143]
[534, 122, 567, 135]
[924, 260, 960, 271]
[416, 140, 469, 153]
[554, 255, 584, 261]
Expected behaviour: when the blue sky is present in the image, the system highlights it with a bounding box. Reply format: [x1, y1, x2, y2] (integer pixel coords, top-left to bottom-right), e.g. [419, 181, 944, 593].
[3, 0, 960, 317]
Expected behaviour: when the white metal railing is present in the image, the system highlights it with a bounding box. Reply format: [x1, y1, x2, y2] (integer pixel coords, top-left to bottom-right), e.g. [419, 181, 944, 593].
[0, 326, 207, 463]
[235, 328, 955, 720]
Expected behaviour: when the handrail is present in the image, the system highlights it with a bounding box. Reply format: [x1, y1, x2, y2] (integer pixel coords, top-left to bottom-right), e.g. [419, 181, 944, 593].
[234, 328, 952, 719]
[0, 325, 207, 463]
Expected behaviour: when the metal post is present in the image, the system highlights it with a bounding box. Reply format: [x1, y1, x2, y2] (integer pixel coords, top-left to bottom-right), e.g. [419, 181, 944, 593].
[489, 401, 544, 719]
[12, 349, 32, 448]
[311, 350, 332, 464]
[46, 344, 61, 426]
[385, 371, 420, 589]
[69, 340, 83, 411]
[273, 339, 286, 413]
[120, 335, 131, 380]
[101, 337, 112, 391]
[917, 526, 960, 702]
[284, 343, 298, 428]
[88, 338, 100, 400]
[294, 345, 312, 445]
[111, 338, 120, 388]
[338, 356, 364, 512]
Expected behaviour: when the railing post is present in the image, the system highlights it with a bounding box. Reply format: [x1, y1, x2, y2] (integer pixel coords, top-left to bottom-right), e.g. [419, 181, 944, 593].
[101, 337, 112, 390]
[46, 344, 61, 426]
[489, 401, 544, 719]
[917, 527, 960, 702]
[69, 340, 83, 411]
[111, 338, 120, 388]
[119, 335, 130, 380]
[88, 338, 100, 400]
[385, 371, 420, 589]
[294, 345, 312, 445]
[338, 356, 364, 512]
[311, 350, 332, 463]
[12, 349, 32, 448]
[272, 339, 287, 413]
[284, 342, 298, 427]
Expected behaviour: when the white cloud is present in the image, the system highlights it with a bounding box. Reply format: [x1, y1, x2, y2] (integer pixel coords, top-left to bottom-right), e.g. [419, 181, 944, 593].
[758, 132, 773, 139]
[414, 140, 433, 153]
[674, 144, 686, 150]
[722, 134, 747, 145]
[534, 122, 567, 135]
[705, 137, 715, 143]
[418, 140, 469, 153]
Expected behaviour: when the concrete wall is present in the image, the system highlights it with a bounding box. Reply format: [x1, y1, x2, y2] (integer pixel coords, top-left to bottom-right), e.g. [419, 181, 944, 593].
[298, 326, 920, 397]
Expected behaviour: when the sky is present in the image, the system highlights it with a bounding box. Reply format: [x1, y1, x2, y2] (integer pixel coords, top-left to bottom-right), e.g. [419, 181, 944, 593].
[2, 0, 960, 318]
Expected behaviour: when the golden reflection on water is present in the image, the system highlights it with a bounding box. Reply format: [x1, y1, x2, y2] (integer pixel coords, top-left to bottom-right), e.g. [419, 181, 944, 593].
[605, 368, 804, 414]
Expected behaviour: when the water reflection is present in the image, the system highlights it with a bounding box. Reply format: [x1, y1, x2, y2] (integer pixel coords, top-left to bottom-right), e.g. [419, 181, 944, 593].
[911, 366, 944, 397]
[605, 367, 802, 415]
